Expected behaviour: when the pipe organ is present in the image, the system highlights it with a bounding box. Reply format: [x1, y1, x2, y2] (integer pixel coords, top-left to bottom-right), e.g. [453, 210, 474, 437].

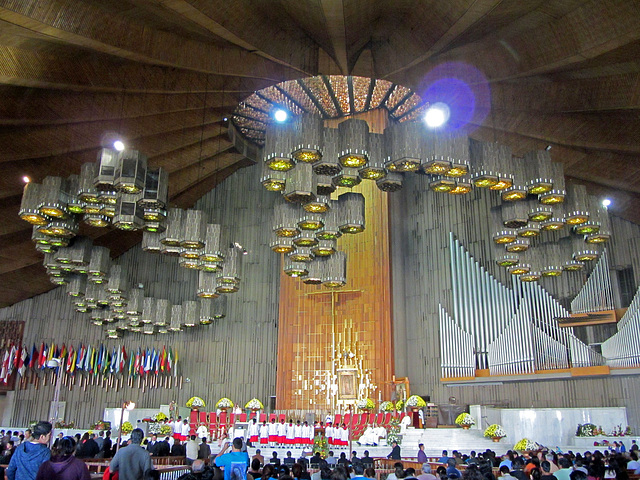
[601, 286, 640, 367]
[570, 249, 614, 314]
[440, 234, 606, 380]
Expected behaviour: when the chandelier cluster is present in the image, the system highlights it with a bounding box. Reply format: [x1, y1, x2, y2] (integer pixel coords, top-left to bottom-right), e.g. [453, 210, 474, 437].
[18, 148, 239, 336]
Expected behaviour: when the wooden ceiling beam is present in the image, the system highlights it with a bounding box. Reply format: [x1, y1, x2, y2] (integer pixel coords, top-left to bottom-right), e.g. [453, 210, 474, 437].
[0, 0, 302, 81]
[170, 157, 254, 208]
[382, 0, 505, 79]
[0, 45, 270, 94]
[0, 109, 227, 163]
[167, 151, 245, 201]
[153, 0, 317, 76]
[397, 0, 640, 86]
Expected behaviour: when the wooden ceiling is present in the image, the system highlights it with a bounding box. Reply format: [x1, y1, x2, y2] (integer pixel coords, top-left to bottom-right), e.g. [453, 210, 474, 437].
[0, 0, 639, 307]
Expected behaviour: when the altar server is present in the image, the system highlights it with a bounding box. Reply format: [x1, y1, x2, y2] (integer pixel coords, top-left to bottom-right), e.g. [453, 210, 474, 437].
[277, 419, 287, 445]
[248, 418, 259, 445]
[268, 418, 278, 447]
[259, 421, 269, 445]
[293, 421, 303, 446]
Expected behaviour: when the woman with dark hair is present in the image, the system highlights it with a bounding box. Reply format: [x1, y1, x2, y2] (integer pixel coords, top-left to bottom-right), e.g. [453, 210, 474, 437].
[35, 436, 91, 480]
[262, 464, 278, 480]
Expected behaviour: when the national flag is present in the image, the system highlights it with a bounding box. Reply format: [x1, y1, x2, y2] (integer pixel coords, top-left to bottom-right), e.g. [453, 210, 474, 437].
[134, 348, 141, 377]
[119, 346, 127, 374]
[65, 345, 74, 372]
[59, 344, 67, 362]
[84, 344, 92, 372]
[167, 348, 173, 374]
[160, 346, 166, 372]
[110, 347, 117, 374]
[29, 344, 38, 369]
[152, 349, 159, 375]
[39, 343, 47, 369]
[173, 348, 178, 377]
[76, 344, 86, 372]
[144, 348, 152, 373]
[0, 348, 10, 383]
[18, 346, 28, 377]
[47, 343, 56, 363]
[128, 351, 135, 377]
[69, 347, 77, 375]
[6, 345, 17, 378]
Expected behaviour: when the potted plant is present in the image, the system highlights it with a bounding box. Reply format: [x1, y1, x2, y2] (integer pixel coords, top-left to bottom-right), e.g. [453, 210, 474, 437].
[455, 413, 475, 429]
[186, 396, 206, 411]
[356, 398, 375, 412]
[406, 395, 426, 411]
[216, 397, 234, 411]
[121, 421, 133, 434]
[245, 398, 264, 412]
[484, 424, 507, 442]
[379, 401, 394, 412]
[514, 438, 540, 452]
[576, 423, 597, 437]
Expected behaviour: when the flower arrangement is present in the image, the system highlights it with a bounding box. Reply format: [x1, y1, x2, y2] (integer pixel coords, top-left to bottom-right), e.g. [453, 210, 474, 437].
[455, 413, 475, 427]
[395, 400, 404, 410]
[484, 424, 507, 439]
[356, 398, 375, 410]
[313, 433, 329, 458]
[245, 398, 264, 410]
[576, 423, 598, 437]
[406, 395, 426, 408]
[154, 412, 168, 422]
[91, 420, 111, 431]
[55, 421, 75, 428]
[216, 397, 234, 409]
[121, 421, 133, 434]
[186, 396, 206, 408]
[609, 425, 633, 436]
[379, 401, 394, 412]
[149, 422, 163, 434]
[514, 438, 541, 451]
[160, 424, 172, 436]
[387, 417, 402, 445]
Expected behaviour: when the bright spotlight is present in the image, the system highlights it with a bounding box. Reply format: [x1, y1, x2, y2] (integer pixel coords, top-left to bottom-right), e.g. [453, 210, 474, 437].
[273, 109, 288, 123]
[602, 198, 612, 208]
[22, 176, 31, 183]
[424, 103, 450, 128]
[113, 140, 125, 151]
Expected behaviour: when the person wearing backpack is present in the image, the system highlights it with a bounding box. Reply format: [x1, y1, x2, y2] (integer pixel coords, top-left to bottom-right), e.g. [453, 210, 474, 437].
[214, 438, 250, 480]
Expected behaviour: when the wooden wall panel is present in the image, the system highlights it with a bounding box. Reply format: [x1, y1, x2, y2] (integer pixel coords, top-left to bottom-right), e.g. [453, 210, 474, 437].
[0, 164, 280, 427]
[276, 111, 395, 412]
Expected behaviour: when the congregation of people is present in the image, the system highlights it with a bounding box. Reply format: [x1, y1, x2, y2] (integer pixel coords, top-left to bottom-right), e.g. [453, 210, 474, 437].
[2, 418, 640, 480]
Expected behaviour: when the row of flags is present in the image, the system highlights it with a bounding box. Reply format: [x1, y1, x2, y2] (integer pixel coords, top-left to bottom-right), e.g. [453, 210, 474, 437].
[0, 343, 179, 384]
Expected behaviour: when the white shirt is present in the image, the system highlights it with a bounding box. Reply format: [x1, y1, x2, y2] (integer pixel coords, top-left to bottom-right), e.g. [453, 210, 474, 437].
[259, 424, 269, 438]
[181, 422, 190, 435]
[268, 422, 278, 436]
[248, 422, 259, 437]
[286, 425, 295, 440]
[293, 424, 302, 438]
[326, 426, 333, 438]
[174, 420, 182, 433]
[277, 422, 287, 436]
[340, 427, 349, 441]
[308, 425, 314, 440]
[196, 425, 208, 439]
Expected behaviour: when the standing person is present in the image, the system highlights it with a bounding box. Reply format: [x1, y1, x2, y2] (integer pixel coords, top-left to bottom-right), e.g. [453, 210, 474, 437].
[387, 441, 401, 460]
[109, 428, 154, 480]
[7, 421, 52, 480]
[198, 438, 211, 461]
[35, 436, 91, 480]
[214, 437, 250, 480]
[185, 435, 199, 466]
[285, 421, 295, 446]
[248, 419, 259, 447]
[171, 439, 185, 457]
[174, 416, 183, 442]
[293, 421, 303, 448]
[100, 431, 113, 459]
[417, 444, 427, 464]
[268, 419, 278, 448]
[339, 424, 349, 447]
[76, 433, 99, 459]
[259, 421, 269, 446]
[181, 419, 191, 442]
[277, 419, 287, 446]
[325, 422, 333, 446]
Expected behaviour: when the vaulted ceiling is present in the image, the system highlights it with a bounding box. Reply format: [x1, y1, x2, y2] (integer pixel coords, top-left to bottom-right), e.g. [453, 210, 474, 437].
[1, 0, 639, 307]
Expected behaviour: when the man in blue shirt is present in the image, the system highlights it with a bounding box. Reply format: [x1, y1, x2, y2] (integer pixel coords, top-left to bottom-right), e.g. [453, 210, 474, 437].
[215, 437, 250, 480]
[6, 421, 52, 480]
